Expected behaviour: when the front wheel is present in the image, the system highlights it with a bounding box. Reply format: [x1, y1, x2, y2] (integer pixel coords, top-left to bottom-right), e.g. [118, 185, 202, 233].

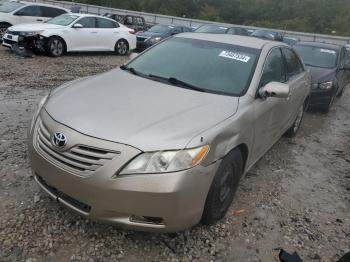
[115, 39, 129, 56]
[285, 103, 304, 138]
[202, 149, 243, 225]
[47, 37, 65, 57]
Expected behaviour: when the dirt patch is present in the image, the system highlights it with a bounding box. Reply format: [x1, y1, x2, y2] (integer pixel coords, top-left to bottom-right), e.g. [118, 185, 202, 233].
[0, 47, 349, 262]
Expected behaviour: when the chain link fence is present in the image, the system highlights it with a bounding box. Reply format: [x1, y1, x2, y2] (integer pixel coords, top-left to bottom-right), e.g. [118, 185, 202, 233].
[32, 0, 350, 45]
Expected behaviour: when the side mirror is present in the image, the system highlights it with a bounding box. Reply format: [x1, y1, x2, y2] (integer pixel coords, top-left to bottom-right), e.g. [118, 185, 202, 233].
[14, 11, 24, 16]
[259, 82, 290, 99]
[72, 23, 83, 29]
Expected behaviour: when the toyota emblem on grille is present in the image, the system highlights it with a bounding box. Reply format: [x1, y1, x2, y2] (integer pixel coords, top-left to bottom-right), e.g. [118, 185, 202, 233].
[52, 132, 67, 148]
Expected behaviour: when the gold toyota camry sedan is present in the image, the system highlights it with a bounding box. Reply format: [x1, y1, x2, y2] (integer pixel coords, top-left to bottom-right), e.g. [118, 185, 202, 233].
[28, 33, 310, 232]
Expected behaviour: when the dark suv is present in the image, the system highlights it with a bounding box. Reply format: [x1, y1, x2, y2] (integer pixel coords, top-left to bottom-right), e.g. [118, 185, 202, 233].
[294, 42, 350, 113]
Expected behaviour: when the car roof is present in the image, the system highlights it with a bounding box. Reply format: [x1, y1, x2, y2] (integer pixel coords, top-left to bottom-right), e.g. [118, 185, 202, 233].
[176, 33, 283, 49]
[18, 1, 69, 10]
[67, 13, 118, 21]
[296, 41, 342, 50]
[157, 24, 190, 28]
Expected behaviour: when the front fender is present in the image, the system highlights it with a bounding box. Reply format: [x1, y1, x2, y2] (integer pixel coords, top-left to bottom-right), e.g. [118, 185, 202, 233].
[186, 104, 255, 169]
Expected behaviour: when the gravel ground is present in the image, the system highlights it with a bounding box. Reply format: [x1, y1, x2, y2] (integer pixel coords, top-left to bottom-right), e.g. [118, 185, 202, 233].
[0, 47, 349, 262]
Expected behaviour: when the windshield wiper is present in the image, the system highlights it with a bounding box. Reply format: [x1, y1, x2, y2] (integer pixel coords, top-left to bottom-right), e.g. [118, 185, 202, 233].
[148, 74, 207, 92]
[120, 65, 144, 76]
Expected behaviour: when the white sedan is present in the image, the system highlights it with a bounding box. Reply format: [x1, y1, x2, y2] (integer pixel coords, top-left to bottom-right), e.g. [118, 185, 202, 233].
[2, 13, 137, 56]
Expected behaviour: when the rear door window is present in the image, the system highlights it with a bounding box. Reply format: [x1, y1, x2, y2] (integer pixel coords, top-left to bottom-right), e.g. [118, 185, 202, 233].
[260, 48, 287, 87]
[282, 48, 304, 79]
[15, 5, 42, 17]
[96, 18, 117, 28]
[41, 6, 67, 18]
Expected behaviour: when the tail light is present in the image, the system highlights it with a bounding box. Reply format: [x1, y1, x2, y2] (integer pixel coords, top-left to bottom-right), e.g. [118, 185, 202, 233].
[129, 30, 135, 35]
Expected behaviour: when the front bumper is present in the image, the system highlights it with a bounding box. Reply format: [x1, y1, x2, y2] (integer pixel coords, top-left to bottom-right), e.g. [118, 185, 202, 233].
[2, 33, 18, 48]
[136, 40, 153, 51]
[28, 110, 218, 232]
[309, 88, 334, 108]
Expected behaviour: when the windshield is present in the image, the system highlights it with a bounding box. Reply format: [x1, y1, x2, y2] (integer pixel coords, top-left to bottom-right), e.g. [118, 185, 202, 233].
[47, 14, 79, 26]
[0, 2, 24, 13]
[294, 45, 338, 68]
[195, 25, 228, 34]
[148, 25, 173, 34]
[252, 30, 276, 39]
[125, 37, 260, 96]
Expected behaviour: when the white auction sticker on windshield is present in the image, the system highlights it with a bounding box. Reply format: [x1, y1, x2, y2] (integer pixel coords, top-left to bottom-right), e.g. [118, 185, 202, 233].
[320, 49, 336, 54]
[219, 51, 251, 62]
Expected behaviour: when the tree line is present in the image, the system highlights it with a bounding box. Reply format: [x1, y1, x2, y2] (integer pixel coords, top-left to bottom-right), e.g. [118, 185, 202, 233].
[83, 0, 350, 37]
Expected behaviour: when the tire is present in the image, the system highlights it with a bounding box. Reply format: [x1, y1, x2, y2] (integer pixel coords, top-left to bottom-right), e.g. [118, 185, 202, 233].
[320, 94, 335, 114]
[0, 23, 11, 41]
[337, 88, 344, 98]
[115, 39, 129, 56]
[202, 149, 243, 225]
[47, 36, 65, 57]
[284, 103, 304, 138]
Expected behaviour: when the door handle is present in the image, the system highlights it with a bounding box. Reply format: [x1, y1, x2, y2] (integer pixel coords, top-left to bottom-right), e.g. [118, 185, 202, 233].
[36, 19, 43, 22]
[91, 32, 98, 34]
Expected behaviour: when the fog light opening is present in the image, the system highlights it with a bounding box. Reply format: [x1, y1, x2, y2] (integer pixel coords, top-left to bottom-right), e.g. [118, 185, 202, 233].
[130, 215, 164, 225]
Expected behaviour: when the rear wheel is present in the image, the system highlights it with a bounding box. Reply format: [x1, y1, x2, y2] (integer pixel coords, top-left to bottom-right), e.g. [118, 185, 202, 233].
[47, 36, 65, 57]
[320, 94, 335, 114]
[115, 39, 129, 56]
[202, 149, 243, 225]
[337, 88, 344, 97]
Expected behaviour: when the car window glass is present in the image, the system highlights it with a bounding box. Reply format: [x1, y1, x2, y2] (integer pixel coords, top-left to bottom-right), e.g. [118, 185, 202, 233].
[96, 18, 116, 28]
[135, 17, 143, 25]
[127, 37, 260, 96]
[182, 27, 191, 32]
[260, 48, 286, 87]
[125, 16, 133, 25]
[340, 48, 346, 67]
[77, 17, 96, 28]
[16, 5, 42, 17]
[41, 7, 66, 18]
[172, 27, 183, 34]
[282, 48, 304, 79]
[227, 28, 237, 35]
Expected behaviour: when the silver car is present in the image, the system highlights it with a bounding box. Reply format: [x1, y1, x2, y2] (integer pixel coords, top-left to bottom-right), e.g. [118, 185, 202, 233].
[28, 33, 310, 232]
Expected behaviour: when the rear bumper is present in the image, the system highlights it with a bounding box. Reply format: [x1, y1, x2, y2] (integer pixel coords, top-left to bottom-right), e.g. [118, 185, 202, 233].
[28, 111, 218, 232]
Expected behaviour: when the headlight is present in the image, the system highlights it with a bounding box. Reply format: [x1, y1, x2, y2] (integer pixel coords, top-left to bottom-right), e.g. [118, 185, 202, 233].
[21, 31, 44, 36]
[119, 145, 210, 175]
[30, 94, 49, 131]
[318, 81, 333, 90]
[311, 83, 319, 90]
[150, 37, 161, 44]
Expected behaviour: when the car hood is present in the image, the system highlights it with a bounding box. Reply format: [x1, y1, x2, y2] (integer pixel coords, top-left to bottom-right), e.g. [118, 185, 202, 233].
[44, 69, 239, 151]
[306, 66, 336, 83]
[9, 23, 65, 32]
[136, 31, 165, 38]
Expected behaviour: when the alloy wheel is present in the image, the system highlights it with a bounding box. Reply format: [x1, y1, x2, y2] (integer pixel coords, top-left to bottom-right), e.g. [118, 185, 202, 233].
[117, 41, 128, 55]
[50, 39, 63, 56]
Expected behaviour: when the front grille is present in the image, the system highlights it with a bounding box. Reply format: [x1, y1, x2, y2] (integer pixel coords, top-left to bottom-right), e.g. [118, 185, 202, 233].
[35, 119, 120, 177]
[3, 39, 15, 45]
[7, 31, 21, 36]
[36, 175, 91, 213]
[136, 36, 149, 42]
